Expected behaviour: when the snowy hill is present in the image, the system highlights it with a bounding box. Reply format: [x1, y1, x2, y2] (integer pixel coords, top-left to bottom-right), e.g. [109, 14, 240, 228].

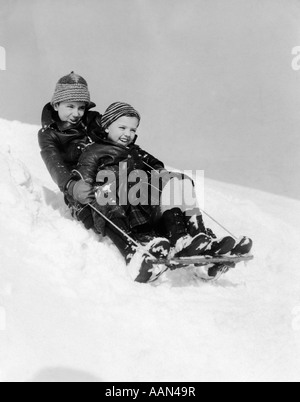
[0, 118, 300, 382]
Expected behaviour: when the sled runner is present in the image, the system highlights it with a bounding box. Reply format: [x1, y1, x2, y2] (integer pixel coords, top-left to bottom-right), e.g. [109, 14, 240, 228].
[88, 203, 254, 284]
[155, 254, 254, 267]
[148, 254, 254, 283]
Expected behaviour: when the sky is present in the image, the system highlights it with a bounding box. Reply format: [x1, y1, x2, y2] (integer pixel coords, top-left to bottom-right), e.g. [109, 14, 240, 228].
[0, 0, 300, 199]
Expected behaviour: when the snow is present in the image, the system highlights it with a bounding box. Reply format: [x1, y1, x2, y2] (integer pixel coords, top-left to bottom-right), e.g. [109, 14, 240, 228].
[0, 118, 300, 382]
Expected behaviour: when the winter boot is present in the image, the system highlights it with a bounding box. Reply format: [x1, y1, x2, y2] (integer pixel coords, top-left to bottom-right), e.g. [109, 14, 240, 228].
[133, 228, 171, 283]
[230, 236, 253, 256]
[128, 237, 171, 283]
[207, 262, 236, 279]
[204, 236, 236, 256]
[105, 219, 137, 264]
[184, 208, 236, 256]
[184, 208, 207, 237]
[161, 208, 211, 257]
[106, 221, 170, 283]
[143, 237, 171, 260]
[132, 224, 171, 260]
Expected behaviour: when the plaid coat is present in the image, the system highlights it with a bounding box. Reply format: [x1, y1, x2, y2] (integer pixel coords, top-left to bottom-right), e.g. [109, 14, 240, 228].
[76, 138, 165, 233]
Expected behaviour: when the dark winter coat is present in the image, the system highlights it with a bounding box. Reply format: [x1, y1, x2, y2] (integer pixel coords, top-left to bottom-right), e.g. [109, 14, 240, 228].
[76, 138, 165, 185]
[76, 138, 165, 231]
[38, 103, 103, 192]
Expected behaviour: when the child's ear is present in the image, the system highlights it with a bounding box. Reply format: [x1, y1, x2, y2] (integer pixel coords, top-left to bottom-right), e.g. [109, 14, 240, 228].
[53, 103, 60, 111]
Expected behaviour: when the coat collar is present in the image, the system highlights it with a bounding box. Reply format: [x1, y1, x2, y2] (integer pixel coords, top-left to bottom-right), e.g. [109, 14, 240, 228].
[41, 102, 96, 131]
[98, 136, 139, 150]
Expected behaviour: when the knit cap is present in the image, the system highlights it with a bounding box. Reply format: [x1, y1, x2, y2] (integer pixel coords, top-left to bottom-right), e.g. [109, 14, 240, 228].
[101, 102, 141, 130]
[51, 71, 95, 107]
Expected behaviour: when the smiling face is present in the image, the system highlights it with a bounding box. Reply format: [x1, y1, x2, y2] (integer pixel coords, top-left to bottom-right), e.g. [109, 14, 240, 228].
[105, 116, 139, 146]
[54, 101, 87, 125]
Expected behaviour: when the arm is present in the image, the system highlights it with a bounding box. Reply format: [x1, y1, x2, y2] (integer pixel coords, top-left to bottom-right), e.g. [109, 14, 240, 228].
[85, 111, 103, 142]
[75, 145, 105, 185]
[38, 128, 74, 192]
[138, 148, 165, 172]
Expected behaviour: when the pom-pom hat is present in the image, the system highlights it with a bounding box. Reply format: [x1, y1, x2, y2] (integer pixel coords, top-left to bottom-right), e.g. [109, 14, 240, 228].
[51, 71, 95, 108]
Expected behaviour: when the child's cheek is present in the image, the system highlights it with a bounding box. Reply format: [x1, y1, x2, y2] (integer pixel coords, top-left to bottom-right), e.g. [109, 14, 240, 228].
[61, 114, 69, 122]
[57, 111, 64, 121]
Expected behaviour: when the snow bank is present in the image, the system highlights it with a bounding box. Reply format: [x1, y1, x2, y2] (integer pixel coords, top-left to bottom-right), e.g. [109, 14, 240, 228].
[0, 118, 300, 382]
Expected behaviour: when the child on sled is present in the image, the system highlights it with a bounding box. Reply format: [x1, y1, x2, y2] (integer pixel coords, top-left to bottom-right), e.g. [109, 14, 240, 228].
[74, 102, 253, 283]
[38, 71, 102, 230]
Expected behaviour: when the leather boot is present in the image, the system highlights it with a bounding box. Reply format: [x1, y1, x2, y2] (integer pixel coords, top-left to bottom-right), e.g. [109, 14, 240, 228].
[161, 208, 211, 257]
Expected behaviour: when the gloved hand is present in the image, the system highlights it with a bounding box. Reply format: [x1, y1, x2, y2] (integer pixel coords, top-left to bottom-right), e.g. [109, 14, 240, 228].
[68, 180, 95, 205]
[95, 185, 117, 206]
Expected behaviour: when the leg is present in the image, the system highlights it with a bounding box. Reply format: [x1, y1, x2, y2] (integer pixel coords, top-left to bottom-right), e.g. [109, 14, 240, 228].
[160, 176, 198, 215]
[65, 193, 96, 232]
[157, 176, 210, 255]
[158, 175, 236, 256]
[160, 176, 207, 235]
[92, 203, 170, 283]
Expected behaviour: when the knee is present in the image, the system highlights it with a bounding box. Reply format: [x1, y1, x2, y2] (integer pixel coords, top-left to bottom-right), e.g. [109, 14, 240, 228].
[168, 172, 194, 186]
[77, 206, 95, 230]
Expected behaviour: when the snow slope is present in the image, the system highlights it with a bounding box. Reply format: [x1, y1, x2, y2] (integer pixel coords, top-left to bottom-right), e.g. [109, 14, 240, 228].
[0, 118, 300, 382]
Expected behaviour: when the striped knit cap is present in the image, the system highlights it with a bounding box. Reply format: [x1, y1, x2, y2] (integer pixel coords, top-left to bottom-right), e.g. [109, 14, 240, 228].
[101, 102, 141, 130]
[51, 71, 92, 106]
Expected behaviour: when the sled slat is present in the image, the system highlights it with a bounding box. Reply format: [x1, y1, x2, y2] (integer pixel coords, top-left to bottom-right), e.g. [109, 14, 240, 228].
[154, 254, 254, 266]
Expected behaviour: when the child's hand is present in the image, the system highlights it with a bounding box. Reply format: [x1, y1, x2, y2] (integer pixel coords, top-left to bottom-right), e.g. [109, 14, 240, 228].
[69, 180, 95, 204]
[95, 184, 117, 207]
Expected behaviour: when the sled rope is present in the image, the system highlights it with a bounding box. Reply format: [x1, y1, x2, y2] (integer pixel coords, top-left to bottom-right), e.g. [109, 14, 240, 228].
[73, 170, 155, 259]
[87, 202, 156, 260]
[198, 208, 237, 240]
[143, 162, 238, 240]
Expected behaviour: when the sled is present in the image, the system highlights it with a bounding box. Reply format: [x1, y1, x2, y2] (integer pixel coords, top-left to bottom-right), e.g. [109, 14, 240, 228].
[149, 254, 254, 283]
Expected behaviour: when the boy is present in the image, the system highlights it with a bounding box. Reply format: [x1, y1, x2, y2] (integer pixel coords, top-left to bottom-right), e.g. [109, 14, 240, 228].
[38, 72, 102, 229]
[75, 102, 252, 283]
